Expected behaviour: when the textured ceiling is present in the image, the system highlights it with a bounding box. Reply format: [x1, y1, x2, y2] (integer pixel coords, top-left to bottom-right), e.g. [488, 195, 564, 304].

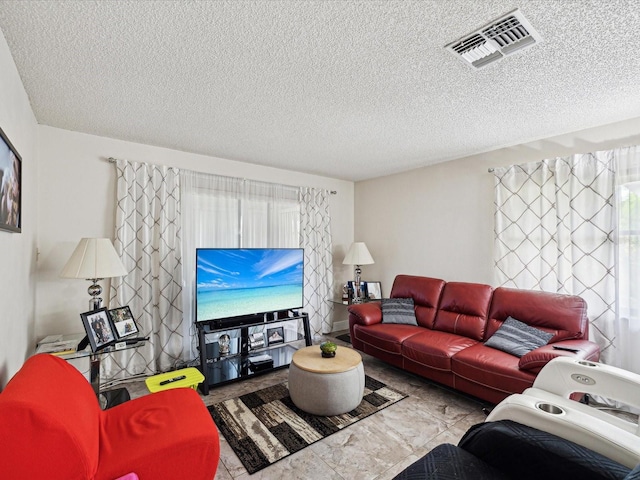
[1, 1, 640, 181]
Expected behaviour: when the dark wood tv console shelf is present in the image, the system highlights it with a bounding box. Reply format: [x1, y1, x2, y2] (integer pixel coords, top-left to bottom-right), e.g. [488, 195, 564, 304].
[196, 311, 312, 394]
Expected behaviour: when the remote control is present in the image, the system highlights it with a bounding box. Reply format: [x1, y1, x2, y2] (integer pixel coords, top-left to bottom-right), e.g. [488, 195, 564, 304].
[552, 346, 579, 353]
[159, 374, 186, 386]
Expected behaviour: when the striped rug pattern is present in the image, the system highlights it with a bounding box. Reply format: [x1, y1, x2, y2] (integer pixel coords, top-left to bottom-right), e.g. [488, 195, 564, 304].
[208, 375, 407, 474]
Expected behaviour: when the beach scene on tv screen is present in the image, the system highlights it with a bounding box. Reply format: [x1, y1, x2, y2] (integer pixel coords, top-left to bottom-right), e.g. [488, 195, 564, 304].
[197, 249, 304, 321]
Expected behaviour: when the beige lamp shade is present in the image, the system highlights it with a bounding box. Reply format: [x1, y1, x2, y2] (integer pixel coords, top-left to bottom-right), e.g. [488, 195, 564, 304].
[342, 242, 374, 265]
[60, 238, 128, 280]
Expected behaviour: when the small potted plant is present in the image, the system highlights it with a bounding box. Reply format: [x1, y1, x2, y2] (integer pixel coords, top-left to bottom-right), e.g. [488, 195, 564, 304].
[320, 341, 338, 358]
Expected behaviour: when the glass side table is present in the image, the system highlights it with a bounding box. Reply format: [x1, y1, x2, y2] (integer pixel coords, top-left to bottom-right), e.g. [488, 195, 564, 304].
[330, 297, 381, 306]
[36, 333, 146, 409]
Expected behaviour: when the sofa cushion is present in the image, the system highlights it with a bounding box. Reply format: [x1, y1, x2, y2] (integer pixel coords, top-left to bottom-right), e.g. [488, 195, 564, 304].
[403, 330, 478, 372]
[96, 388, 219, 480]
[485, 316, 553, 357]
[451, 343, 536, 398]
[433, 282, 493, 341]
[382, 298, 418, 325]
[487, 287, 588, 342]
[390, 275, 445, 328]
[353, 322, 423, 355]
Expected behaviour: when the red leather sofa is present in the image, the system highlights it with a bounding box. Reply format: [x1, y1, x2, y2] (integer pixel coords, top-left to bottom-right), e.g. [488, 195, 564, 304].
[0, 354, 220, 480]
[348, 275, 601, 404]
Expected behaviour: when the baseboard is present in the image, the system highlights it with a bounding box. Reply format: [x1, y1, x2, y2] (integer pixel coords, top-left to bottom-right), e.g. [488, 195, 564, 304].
[332, 319, 348, 332]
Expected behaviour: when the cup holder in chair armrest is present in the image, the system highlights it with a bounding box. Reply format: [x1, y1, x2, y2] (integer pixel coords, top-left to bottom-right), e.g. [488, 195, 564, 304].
[577, 360, 598, 367]
[536, 402, 564, 415]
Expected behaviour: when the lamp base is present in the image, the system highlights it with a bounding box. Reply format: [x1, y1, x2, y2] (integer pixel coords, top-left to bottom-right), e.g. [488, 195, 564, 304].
[88, 279, 104, 311]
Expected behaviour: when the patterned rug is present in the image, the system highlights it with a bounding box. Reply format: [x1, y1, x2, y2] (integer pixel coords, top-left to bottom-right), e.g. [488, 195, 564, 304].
[208, 375, 407, 474]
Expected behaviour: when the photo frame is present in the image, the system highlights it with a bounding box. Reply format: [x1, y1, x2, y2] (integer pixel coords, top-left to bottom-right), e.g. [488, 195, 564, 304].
[0, 126, 22, 233]
[80, 308, 117, 352]
[366, 281, 382, 300]
[266, 326, 284, 346]
[107, 305, 139, 339]
[347, 280, 367, 300]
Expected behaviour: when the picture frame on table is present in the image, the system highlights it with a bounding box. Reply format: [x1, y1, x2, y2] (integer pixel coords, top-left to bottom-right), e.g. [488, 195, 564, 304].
[347, 280, 367, 300]
[80, 308, 117, 352]
[266, 326, 284, 346]
[107, 305, 139, 339]
[0, 126, 22, 233]
[366, 281, 382, 300]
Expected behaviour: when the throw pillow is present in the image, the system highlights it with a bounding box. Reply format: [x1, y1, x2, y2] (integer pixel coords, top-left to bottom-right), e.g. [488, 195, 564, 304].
[485, 316, 553, 357]
[381, 298, 418, 325]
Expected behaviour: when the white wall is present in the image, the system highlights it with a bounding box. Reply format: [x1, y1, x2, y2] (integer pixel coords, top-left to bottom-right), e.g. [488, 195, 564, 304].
[355, 116, 640, 296]
[36, 126, 354, 338]
[0, 31, 38, 387]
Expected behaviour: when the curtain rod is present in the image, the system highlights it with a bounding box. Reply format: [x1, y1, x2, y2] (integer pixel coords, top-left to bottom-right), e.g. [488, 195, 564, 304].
[107, 157, 337, 194]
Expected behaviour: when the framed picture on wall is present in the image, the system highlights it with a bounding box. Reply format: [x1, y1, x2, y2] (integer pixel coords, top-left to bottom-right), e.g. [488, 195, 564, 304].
[0, 126, 21, 233]
[80, 308, 117, 352]
[107, 305, 139, 339]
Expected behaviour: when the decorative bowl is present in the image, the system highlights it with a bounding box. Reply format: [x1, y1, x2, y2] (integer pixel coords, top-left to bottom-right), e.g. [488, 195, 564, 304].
[320, 341, 337, 358]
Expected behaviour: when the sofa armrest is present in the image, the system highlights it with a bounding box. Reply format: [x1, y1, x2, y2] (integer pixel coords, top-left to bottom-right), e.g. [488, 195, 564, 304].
[347, 302, 382, 326]
[518, 340, 601, 373]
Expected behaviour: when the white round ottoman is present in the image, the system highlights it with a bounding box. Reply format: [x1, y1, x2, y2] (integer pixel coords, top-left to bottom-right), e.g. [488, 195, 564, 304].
[288, 346, 365, 416]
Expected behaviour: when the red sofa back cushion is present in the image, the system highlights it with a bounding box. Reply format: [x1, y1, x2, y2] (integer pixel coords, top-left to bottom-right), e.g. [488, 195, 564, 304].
[433, 282, 493, 341]
[0, 354, 100, 479]
[487, 287, 589, 342]
[391, 275, 445, 328]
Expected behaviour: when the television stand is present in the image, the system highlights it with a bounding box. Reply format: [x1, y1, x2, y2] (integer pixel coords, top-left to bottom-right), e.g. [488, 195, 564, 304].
[196, 311, 312, 394]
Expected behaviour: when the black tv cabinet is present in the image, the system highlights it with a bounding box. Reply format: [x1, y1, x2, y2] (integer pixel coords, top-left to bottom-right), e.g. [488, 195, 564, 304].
[196, 311, 312, 394]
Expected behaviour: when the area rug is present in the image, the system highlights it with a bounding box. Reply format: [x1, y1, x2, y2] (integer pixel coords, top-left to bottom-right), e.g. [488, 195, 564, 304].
[208, 375, 407, 474]
[335, 333, 351, 344]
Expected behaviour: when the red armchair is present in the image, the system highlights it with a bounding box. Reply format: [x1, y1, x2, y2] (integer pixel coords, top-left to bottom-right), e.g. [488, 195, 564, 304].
[0, 354, 219, 480]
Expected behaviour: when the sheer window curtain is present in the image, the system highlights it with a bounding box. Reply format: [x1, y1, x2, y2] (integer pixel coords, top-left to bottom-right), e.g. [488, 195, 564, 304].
[180, 171, 323, 359]
[494, 148, 640, 372]
[613, 146, 640, 372]
[106, 159, 184, 380]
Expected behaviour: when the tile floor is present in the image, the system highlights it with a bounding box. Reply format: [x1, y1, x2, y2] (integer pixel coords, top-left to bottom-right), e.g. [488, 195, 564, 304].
[121, 332, 490, 480]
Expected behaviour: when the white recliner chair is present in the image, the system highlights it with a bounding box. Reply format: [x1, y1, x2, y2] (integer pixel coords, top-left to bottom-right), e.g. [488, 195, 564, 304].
[486, 356, 640, 468]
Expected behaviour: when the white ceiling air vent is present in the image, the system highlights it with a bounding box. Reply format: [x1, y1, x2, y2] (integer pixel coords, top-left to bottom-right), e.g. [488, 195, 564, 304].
[445, 9, 542, 69]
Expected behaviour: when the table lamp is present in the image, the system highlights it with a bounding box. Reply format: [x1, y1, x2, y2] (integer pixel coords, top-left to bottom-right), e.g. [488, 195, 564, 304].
[342, 242, 374, 303]
[61, 238, 128, 311]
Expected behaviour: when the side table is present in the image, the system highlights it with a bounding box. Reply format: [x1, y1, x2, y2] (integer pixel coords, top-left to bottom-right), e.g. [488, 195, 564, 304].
[36, 333, 146, 409]
[288, 345, 365, 416]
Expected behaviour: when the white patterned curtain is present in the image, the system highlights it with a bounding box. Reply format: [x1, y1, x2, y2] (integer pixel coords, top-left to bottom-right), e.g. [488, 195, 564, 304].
[494, 152, 617, 363]
[300, 187, 334, 336]
[105, 159, 184, 380]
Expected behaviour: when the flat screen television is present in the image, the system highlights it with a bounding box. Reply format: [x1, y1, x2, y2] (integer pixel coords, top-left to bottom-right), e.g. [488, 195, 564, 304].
[196, 248, 304, 323]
